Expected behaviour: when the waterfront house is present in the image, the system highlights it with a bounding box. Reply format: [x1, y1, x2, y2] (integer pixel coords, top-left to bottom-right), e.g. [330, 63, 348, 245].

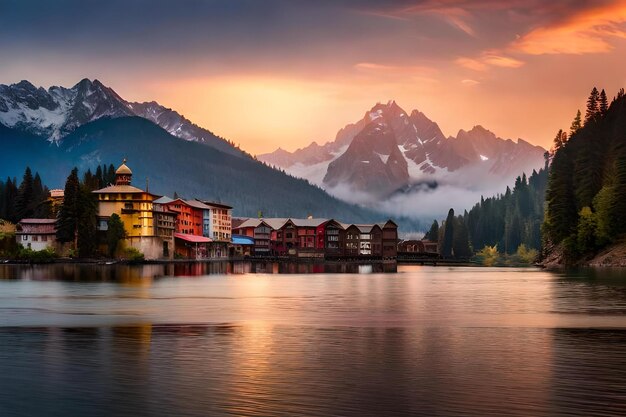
[93, 160, 168, 259]
[200, 201, 233, 242]
[380, 220, 399, 258]
[324, 219, 345, 258]
[231, 234, 254, 257]
[15, 219, 57, 251]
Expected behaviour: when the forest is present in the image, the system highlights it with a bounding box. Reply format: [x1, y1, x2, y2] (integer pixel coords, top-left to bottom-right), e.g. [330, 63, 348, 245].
[544, 87, 626, 262]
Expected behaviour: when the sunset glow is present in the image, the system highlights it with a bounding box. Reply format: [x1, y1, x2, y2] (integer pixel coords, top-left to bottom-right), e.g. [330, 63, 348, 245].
[3, 0, 626, 154]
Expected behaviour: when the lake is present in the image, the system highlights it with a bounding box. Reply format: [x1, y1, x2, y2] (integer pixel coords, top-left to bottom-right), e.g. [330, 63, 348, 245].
[1, 262, 626, 416]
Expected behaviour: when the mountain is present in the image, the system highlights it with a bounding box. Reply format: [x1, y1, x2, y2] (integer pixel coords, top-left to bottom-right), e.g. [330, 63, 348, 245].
[0, 116, 403, 226]
[0, 79, 246, 157]
[259, 101, 547, 218]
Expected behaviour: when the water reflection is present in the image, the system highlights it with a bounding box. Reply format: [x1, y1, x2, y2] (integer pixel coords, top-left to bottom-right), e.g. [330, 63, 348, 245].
[1, 266, 626, 416]
[0, 261, 397, 282]
[2, 324, 626, 416]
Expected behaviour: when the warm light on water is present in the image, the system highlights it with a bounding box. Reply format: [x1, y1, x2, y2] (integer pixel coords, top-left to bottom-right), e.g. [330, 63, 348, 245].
[1, 263, 626, 416]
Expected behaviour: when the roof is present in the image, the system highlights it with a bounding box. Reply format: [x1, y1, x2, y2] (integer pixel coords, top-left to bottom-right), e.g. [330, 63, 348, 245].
[290, 218, 329, 227]
[201, 201, 233, 209]
[153, 196, 174, 204]
[174, 233, 212, 243]
[236, 218, 264, 229]
[232, 235, 255, 245]
[18, 218, 56, 224]
[231, 218, 249, 229]
[264, 218, 290, 230]
[115, 160, 132, 175]
[184, 199, 211, 210]
[93, 184, 150, 194]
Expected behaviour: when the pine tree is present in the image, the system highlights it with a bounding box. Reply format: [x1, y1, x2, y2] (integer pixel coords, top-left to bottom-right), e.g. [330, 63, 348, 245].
[584, 87, 600, 125]
[552, 129, 567, 152]
[424, 220, 439, 241]
[76, 184, 98, 258]
[569, 110, 582, 136]
[15, 167, 34, 221]
[106, 213, 126, 257]
[599, 89, 608, 115]
[545, 147, 578, 243]
[56, 168, 80, 243]
[452, 215, 472, 258]
[441, 209, 455, 258]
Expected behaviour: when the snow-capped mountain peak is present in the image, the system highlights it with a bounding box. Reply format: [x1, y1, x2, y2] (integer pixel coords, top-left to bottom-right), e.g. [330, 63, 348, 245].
[0, 78, 247, 157]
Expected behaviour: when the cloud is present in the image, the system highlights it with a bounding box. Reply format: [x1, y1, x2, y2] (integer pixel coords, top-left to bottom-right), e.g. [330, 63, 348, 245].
[461, 79, 480, 86]
[456, 53, 524, 71]
[512, 1, 626, 55]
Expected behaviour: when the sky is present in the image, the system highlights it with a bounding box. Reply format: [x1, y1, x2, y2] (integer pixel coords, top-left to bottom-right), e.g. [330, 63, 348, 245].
[2, 0, 626, 154]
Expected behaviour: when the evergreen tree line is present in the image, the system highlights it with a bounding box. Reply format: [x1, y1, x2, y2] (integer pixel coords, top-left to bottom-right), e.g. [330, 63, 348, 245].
[0, 167, 51, 223]
[56, 165, 118, 258]
[544, 87, 626, 260]
[428, 166, 549, 257]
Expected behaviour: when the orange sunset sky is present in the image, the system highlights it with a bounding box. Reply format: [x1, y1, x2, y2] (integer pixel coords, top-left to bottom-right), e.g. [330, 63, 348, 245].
[3, 0, 626, 154]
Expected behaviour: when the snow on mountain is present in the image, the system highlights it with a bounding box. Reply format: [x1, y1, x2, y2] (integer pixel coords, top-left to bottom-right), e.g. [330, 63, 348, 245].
[259, 100, 547, 219]
[0, 79, 246, 157]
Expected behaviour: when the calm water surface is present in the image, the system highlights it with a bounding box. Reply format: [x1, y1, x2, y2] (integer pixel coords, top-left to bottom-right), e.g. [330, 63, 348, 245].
[1, 262, 626, 416]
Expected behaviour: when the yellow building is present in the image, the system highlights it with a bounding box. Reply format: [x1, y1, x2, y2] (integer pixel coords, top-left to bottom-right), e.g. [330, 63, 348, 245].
[94, 160, 170, 259]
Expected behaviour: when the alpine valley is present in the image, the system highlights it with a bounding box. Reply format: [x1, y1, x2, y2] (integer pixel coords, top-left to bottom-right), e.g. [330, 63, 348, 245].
[259, 101, 547, 219]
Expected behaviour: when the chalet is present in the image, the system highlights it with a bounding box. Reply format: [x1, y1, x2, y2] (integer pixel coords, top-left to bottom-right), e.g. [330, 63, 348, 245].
[324, 219, 345, 258]
[291, 218, 328, 258]
[380, 220, 399, 258]
[15, 219, 57, 251]
[232, 219, 273, 256]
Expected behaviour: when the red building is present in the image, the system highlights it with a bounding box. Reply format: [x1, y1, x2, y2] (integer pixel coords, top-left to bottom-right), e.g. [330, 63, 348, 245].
[155, 198, 203, 236]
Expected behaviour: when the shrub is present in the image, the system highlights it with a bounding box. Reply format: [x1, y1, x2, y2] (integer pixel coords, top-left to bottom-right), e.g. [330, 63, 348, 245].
[124, 247, 145, 262]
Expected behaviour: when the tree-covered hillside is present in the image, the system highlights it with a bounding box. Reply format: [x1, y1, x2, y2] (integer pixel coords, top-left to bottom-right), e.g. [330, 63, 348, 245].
[544, 87, 626, 261]
[0, 117, 417, 226]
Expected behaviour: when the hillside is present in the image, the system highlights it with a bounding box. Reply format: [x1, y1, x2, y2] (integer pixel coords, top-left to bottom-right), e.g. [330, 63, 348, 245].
[0, 117, 405, 225]
[543, 88, 626, 265]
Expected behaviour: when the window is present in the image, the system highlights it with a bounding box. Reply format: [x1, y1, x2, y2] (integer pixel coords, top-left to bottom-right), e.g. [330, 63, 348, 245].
[23, 235, 28, 241]
[42, 235, 47, 242]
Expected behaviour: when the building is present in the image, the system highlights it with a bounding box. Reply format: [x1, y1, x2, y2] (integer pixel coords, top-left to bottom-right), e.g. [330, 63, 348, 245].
[153, 197, 177, 259]
[233, 217, 398, 260]
[15, 219, 58, 251]
[380, 220, 399, 258]
[93, 160, 170, 260]
[231, 234, 254, 257]
[324, 220, 346, 258]
[398, 239, 438, 254]
[201, 201, 232, 242]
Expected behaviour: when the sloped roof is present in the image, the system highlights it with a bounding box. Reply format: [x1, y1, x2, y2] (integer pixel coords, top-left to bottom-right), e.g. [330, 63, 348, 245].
[290, 218, 329, 227]
[154, 196, 174, 204]
[236, 219, 263, 229]
[174, 233, 212, 243]
[18, 218, 56, 224]
[201, 201, 233, 209]
[93, 184, 149, 194]
[264, 218, 290, 230]
[184, 199, 211, 210]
